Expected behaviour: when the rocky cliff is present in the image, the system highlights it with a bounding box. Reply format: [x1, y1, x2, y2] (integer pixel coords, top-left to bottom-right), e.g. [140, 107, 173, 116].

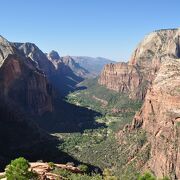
[99, 28, 180, 100]
[46, 51, 85, 95]
[131, 59, 180, 179]
[13, 44, 86, 96]
[14, 42, 55, 76]
[98, 62, 144, 99]
[0, 37, 53, 115]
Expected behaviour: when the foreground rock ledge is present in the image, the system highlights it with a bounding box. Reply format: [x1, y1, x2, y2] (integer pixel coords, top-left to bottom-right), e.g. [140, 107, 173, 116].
[0, 162, 82, 180]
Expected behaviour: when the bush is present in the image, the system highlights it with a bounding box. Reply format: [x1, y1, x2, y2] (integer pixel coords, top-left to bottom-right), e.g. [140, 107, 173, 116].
[138, 172, 156, 180]
[78, 164, 89, 173]
[48, 162, 55, 169]
[103, 168, 118, 180]
[52, 168, 72, 178]
[5, 157, 37, 180]
[69, 173, 103, 180]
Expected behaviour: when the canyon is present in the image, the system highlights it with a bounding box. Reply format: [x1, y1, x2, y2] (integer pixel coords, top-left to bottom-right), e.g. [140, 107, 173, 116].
[0, 28, 180, 179]
[99, 29, 180, 179]
[99, 29, 180, 100]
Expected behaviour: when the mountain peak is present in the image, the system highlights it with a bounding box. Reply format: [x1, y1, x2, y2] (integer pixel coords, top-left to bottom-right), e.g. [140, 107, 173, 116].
[0, 35, 10, 45]
[48, 50, 60, 61]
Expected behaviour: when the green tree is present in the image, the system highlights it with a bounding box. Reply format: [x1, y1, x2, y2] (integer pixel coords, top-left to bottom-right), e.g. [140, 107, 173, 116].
[5, 157, 37, 180]
[138, 172, 156, 180]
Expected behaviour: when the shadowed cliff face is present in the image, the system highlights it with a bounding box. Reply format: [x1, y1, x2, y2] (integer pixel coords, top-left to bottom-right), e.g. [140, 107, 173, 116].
[0, 37, 54, 115]
[99, 29, 180, 100]
[13, 44, 86, 96]
[0, 37, 102, 171]
[131, 59, 180, 179]
[0, 99, 90, 172]
[0, 54, 53, 115]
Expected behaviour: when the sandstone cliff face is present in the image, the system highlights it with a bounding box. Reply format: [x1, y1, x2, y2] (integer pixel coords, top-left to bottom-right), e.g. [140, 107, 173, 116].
[132, 59, 180, 179]
[0, 37, 53, 115]
[99, 28, 180, 100]
[98, 63, 145, 99]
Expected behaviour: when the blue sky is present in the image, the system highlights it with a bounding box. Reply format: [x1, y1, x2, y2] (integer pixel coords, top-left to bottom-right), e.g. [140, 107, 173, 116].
[1, 0, 180, 61]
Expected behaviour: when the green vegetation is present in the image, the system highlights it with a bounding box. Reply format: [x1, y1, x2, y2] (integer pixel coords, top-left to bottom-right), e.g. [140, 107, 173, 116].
[66, 78, 142, 133]
[5, 157, 37, 180]
[103, 169, 118, 180]
[0, 174, 5, 179]
[48, 162, 55, 169]
[56, 124, 150, 179]
[176, 121, 180, 127]
[53, 78, 149, 179]
[137, 172, 170, 180]
[3, 157, 170, 180]
[67, 78, 142, 116]
[138, 172, 156, 180]
[52, 167, 103, 180]
[78, 164, 89, 173]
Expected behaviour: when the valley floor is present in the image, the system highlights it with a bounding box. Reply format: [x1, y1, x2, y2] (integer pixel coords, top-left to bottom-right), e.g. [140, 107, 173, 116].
[51, 78, 150, 179]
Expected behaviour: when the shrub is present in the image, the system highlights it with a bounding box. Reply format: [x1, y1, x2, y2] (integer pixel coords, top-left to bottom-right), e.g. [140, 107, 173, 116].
[103, 168, 118, 180]
[69, 173, 103, 180]
[5, 157, 37, 180]
[138, 172, 156, 180]
[78, 164, 89, 173]
[52, 168, 72, 178]
[48, 162, 55, 169]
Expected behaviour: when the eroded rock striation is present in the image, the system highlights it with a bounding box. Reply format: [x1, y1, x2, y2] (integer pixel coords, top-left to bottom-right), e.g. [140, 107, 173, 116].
[131, 59, 180, 179]
[99, 28, 180, 100]
[112, 29, 180, 179]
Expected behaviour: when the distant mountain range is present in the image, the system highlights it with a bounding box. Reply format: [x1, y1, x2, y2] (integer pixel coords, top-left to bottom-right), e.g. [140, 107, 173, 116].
[72, 56, 115, 76]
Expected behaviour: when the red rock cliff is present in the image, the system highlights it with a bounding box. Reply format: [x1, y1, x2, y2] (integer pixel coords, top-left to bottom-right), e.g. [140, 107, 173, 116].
[99, 29, 180, 100]
[0, 54, 53, 115]
[132, 59, 180, 179]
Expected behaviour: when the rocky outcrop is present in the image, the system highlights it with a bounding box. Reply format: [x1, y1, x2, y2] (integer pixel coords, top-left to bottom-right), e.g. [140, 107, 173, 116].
[99, 28, 180, 100]
[13, 42, 55, 76]
[0, 37, 53, 115]
[0, 36, 15, 67]
[98, 62, 145, 99]
[0, 162, 82, 180]
[131, 59, 180, 179]
[47, 50, 61, 61]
